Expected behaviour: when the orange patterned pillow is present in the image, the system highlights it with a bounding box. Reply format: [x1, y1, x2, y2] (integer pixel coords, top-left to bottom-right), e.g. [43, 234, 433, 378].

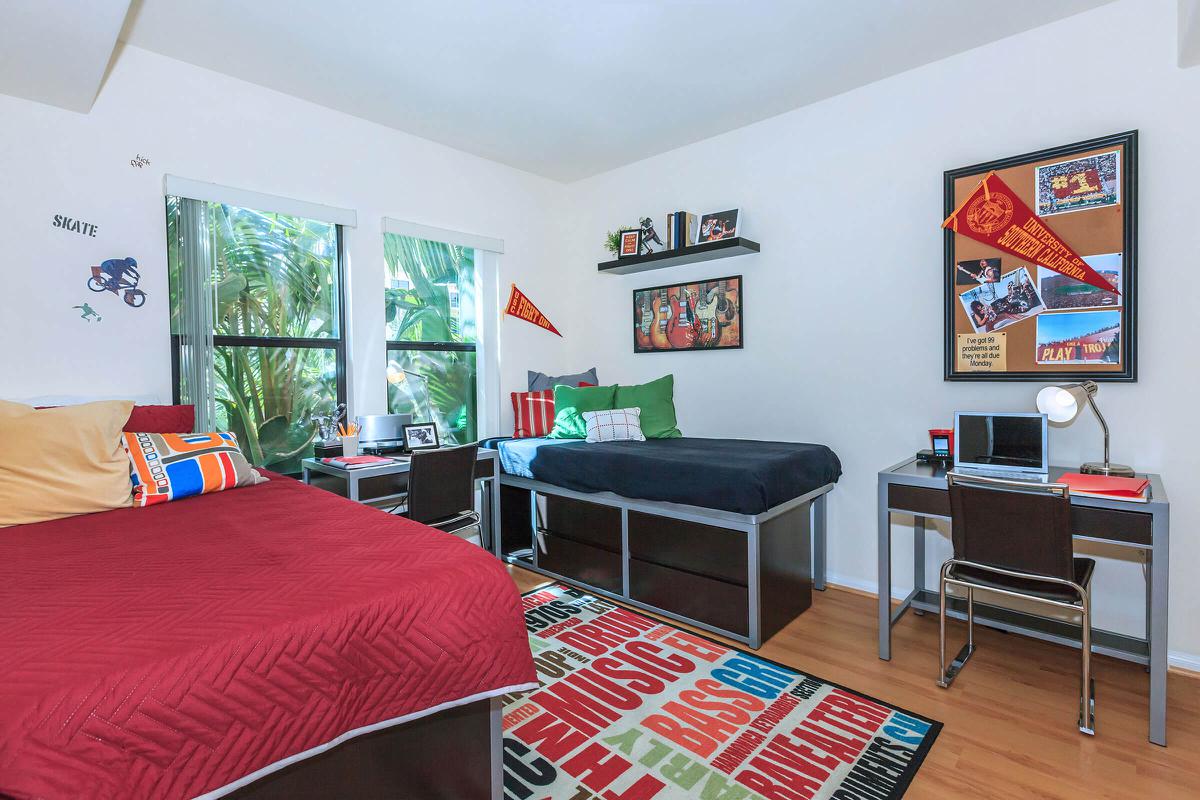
[124, 432, 266, 507]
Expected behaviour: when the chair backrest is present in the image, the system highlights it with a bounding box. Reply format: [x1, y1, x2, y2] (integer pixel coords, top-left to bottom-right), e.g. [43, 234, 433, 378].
[406, 444, 479, 525]
[947, 471, 1073, 581]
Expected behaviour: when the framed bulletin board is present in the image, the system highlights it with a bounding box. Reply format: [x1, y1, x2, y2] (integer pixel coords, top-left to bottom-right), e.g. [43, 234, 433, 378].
[943, 131, 1137, 381]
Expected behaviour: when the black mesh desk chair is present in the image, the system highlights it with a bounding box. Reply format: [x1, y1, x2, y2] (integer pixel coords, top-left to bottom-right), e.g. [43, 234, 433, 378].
[940, 471, 1096, 735]
[405, 444, 481, 536]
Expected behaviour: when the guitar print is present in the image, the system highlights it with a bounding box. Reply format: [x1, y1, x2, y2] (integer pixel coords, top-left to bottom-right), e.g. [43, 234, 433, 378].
[668, 287, 699, 349]
[649, 288, 673, 349]
[634, 294, 654, 350]
[693, 283, 720, 345]
[714, 278, 740, 345]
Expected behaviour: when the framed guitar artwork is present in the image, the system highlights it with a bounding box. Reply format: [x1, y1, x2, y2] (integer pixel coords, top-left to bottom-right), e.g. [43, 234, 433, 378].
[632, 275, 742, 353]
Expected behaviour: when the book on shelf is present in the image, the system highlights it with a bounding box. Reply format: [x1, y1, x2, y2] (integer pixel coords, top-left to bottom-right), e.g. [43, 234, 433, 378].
[664, 211, 697, 250]
[1060, 472, 1150, 502]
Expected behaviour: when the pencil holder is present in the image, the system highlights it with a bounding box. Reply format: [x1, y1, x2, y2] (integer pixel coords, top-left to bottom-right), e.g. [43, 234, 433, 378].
[341, 434, 359, 457]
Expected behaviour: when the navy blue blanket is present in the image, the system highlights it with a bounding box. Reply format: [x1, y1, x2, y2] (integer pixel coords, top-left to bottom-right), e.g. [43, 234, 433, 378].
[483, 437, 841, 515]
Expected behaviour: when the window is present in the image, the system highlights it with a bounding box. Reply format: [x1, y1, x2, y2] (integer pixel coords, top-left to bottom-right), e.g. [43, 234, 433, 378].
[166, 197, 346, 473]
[383, 233, 477, 443]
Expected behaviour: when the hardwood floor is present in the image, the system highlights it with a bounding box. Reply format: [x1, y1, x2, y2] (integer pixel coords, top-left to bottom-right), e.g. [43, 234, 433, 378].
[507, 566, 1200, 799]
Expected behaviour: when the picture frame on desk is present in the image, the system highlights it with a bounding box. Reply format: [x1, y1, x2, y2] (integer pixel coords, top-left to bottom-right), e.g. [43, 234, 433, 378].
[402, 422, 439, 451]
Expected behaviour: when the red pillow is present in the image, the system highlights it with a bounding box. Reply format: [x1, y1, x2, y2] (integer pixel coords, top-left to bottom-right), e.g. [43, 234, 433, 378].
[510, 383, 593, 439]
[511, 389, 555, 439]
[124, 404, 195, 433]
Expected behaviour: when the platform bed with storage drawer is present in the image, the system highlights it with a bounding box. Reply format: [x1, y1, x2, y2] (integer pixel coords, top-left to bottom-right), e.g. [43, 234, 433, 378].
[487, 437, 841, 649]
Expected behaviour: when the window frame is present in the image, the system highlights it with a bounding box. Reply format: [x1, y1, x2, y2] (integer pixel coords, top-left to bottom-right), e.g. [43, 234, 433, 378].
[170, 221, 349, 436]
[383, 237, 480, 442]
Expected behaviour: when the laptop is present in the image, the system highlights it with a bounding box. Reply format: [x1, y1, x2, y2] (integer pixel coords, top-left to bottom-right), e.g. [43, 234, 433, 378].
[953, 411, 1049, 481]
[358, 413, 413, 453]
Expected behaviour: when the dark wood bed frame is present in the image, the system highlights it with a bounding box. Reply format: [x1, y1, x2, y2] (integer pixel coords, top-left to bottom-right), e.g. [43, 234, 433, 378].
[223, 697, 501, 800]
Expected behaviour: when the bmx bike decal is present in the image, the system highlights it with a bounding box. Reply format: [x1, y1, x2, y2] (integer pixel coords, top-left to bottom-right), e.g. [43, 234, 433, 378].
[87, 257, 147, 308]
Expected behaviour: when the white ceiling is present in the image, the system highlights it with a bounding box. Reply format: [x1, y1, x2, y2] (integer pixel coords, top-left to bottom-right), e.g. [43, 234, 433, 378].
[0, 0, 131, 112]
[116, 0, 1119, 181]
[4, 1, 1126, 181]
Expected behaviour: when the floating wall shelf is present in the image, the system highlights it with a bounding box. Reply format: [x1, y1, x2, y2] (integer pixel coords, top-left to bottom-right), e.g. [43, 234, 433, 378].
[597, 237, 760, 275]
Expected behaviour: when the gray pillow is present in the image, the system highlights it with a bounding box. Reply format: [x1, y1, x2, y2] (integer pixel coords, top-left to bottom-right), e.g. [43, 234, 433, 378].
[528, 367, 599, 392]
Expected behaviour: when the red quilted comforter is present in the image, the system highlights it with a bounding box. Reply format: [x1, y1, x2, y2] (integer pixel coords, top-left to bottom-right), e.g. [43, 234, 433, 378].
[0, 474, 536, 799]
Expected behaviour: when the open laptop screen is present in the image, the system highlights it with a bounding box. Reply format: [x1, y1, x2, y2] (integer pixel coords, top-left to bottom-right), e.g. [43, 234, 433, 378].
[954, 412, 1047, 474]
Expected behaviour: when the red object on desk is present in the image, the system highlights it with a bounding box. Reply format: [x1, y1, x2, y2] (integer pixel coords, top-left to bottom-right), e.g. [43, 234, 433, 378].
[320, 455, 393, 467]
[1060, 472, 1149, 501]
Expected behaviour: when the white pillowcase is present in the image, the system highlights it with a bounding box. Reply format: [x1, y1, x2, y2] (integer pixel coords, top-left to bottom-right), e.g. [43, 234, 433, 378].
[583, 407, 647, 443]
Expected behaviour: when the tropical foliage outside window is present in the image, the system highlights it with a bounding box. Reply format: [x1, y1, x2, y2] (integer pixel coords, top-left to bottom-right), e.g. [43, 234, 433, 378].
[384, 233, 477, 444]
[167, 197, 344, 473]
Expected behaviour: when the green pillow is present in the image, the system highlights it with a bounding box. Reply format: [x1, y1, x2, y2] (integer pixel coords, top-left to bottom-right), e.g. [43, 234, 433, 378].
[614, 374, 681, 439]
[548, 384, 617, 439]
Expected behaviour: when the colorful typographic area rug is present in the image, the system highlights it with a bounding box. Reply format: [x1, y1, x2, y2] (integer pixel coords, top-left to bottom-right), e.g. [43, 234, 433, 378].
[502, 584, 941, 800]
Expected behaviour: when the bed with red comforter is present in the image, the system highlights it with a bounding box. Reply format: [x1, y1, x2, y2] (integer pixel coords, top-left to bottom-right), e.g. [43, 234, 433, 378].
[0, 473, 536, 800]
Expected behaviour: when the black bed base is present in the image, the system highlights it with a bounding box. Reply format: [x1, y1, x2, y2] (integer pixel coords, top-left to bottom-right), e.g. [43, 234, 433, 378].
[496, 475, 833, 649]
[224, 697, 501, 800]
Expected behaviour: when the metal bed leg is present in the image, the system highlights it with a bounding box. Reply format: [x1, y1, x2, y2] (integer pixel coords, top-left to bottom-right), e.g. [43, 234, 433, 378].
[812, 493, 827, 591]
[620, 507, 630, 598]
[748, 524, 761, 649]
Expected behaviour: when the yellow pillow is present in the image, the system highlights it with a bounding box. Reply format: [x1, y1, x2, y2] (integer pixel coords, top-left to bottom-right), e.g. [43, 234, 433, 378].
[0, 400, 135, 527]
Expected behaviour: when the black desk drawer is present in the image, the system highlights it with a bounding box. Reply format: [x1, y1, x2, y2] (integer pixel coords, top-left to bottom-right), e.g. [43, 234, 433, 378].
[627, 512, 748, 585]
[888, 484, 950, 517]
[629, 558, 749, 636]
[309, 472, 407, 501]
[473, 458, 495, 479]
[889, 482, 1152, 546]
[539, 533, 622, 594]
[1071, 505, 1152, 546]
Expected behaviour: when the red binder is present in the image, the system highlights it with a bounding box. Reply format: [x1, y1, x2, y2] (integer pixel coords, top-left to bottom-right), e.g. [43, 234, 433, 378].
[1060, 472, 1149, 502]
[319, 455, 394, 469]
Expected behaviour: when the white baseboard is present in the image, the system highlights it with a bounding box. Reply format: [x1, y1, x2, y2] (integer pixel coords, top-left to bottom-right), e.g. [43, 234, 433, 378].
[1168, 650, 1200, 675]
[822, 573, 1200, 676]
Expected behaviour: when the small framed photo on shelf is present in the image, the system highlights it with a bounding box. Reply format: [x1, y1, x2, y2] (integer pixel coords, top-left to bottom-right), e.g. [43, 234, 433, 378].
[402, 422, 440, 451]
[617, 229, 641, 258]
[697, 209, 739, 242]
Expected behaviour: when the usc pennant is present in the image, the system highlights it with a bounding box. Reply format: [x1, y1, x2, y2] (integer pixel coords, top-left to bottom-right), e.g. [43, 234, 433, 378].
[503, 284, 561, 336]
[943, 171, 1116, 294]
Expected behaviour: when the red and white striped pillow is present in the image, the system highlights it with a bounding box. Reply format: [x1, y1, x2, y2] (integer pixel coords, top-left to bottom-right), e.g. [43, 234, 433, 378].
[511, 389, 556, 439]
[511, 382, 595, 438]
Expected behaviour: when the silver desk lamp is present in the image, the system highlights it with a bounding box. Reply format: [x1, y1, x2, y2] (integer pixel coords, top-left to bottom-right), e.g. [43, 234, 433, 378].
[1035, 380, 1133, 477]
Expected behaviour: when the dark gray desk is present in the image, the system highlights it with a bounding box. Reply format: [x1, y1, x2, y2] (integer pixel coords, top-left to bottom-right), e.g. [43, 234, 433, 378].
[301, 450, 501, 549]
[878, 458, 1169, 746]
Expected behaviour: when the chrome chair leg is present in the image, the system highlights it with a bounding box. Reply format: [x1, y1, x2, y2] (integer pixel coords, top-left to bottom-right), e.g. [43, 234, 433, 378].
[1079, 586, 1096, 735]
[967, 586, 974, 649]
[938, 565, 976, 689]
[938, 568, 948, 687]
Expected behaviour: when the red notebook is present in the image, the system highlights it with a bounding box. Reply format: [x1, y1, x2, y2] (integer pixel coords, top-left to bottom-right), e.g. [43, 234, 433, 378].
[1060, 472, 1149, 502]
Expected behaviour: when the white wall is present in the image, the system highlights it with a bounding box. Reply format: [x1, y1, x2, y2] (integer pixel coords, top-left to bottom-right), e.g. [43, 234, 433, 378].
[0, 44, 571, 433]
[563, 0, 1200, 664]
